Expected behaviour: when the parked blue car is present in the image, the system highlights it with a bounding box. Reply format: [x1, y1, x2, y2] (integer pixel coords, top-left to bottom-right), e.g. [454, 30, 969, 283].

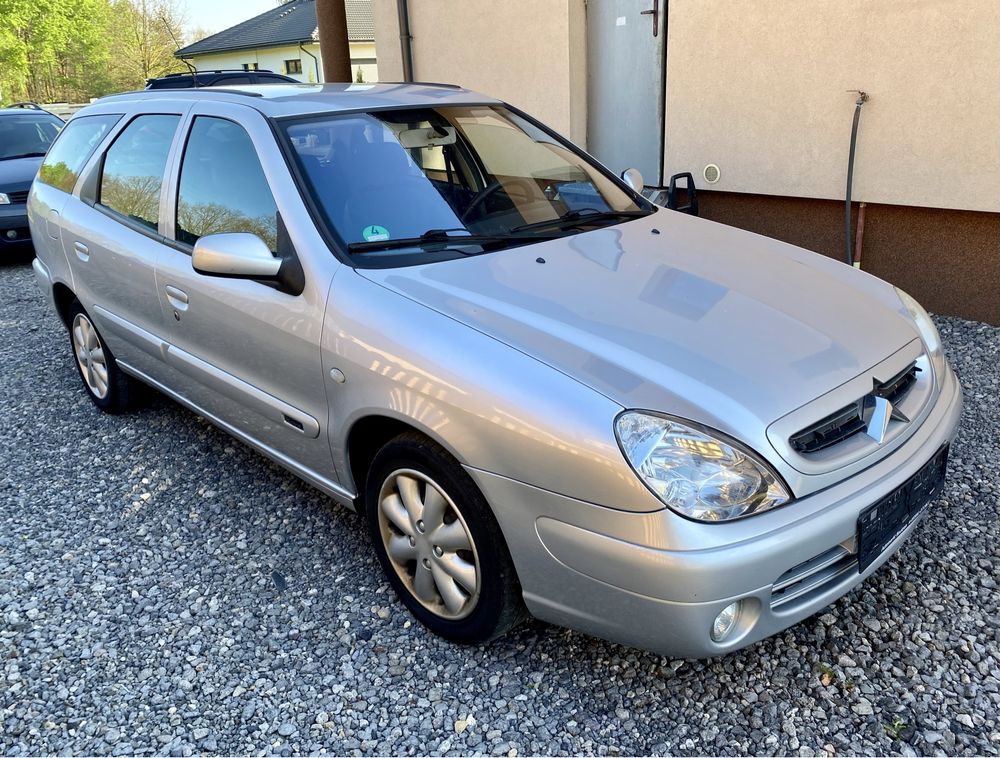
[0, 104, 63, 255]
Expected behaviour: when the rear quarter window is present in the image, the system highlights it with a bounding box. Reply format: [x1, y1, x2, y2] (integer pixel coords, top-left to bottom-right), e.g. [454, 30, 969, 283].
[38, 114, 121, 194]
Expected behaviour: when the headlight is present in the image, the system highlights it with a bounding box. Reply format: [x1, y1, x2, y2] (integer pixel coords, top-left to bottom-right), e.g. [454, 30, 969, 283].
[0, 193, 10, 205]
[615, 412, 791, 521]
[895, 287, 945, 380]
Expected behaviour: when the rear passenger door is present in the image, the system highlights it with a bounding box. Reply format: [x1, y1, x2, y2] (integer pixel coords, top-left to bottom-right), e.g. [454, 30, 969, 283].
[155, 101, 342, 488]
[56, 109, 186, 378]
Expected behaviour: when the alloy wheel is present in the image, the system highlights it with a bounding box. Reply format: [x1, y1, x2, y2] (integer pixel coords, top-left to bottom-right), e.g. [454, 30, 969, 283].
[377, 468, 481, 620]
[72, 313, 109, 399]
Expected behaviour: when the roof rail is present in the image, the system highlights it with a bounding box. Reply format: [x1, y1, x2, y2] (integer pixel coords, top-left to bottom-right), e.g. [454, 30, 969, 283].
[200, 88, 264, 97]
[378, 81, 462, 89]
[161, 69, 275, 77]
[7, 101, 44, 110]
[100, 87, 265, 102]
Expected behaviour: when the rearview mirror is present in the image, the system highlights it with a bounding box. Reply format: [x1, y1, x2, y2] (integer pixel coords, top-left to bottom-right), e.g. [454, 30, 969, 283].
[621, 167, 644, 193]
[192, 233, 281, 279]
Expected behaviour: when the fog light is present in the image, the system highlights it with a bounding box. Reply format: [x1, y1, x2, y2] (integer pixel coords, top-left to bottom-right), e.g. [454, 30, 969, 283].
[5, 230, 17, 240]
[711, 601, 741, 642]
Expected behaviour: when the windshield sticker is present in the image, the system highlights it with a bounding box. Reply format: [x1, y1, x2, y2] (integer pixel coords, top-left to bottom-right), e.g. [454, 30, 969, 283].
[362, 225, 390, 242]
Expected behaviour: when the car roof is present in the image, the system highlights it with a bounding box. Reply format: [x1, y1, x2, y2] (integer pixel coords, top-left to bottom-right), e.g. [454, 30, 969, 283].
[0, 107, 62, 118]
[90, 82, 501, 119]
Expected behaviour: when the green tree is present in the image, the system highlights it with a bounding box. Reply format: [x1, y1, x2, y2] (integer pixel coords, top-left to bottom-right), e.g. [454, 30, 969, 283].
[0, 0, 186, 105]
[105, 0, 186, 92]
[0, 0, 112, 103]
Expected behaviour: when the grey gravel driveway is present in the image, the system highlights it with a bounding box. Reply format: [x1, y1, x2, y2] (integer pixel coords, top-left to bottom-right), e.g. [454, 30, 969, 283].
[1, 259, 998, 756]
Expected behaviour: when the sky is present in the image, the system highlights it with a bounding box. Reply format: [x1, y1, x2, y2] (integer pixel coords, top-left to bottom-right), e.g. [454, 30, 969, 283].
[180, 0, 278, 38]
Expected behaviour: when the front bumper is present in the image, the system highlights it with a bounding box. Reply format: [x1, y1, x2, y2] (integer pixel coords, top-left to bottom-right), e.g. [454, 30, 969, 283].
[0, 204, 33, 253]
[467, 365, 963, 658]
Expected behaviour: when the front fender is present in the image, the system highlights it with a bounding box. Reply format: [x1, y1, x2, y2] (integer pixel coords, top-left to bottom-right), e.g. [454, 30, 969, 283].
[322, 269, 663, 513]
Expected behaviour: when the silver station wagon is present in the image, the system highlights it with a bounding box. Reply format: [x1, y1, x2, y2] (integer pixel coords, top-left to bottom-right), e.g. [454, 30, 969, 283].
[28, 84, 962, 657]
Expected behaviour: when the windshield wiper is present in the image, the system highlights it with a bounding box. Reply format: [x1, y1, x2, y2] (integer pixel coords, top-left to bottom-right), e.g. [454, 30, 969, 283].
[509, 208, 651, 234]
[0, 151, 47, 161]
[347, 227, 557, 255]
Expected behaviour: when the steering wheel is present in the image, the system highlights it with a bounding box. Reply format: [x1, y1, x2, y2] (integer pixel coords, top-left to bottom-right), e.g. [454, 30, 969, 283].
[459, 181, 505, 224]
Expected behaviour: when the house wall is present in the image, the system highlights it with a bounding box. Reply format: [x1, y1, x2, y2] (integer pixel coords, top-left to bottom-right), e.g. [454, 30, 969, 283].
[372, 0, 587, 144]
[665, 0, 1000, 324]
[188, 41, 378, 83]
[698, 192, 1000, 325]
[370, 0, 1000, 324]
[663, 0, 1000, 213]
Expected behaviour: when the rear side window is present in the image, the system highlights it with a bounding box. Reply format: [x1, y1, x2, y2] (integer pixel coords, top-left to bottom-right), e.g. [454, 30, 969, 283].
[99, 114, 180, 231]
[176, 116, 278, 252]
[38, 114, 120, 193]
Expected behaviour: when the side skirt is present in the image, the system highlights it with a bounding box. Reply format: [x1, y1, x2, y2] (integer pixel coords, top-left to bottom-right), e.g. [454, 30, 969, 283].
[117, 360, 358, 510]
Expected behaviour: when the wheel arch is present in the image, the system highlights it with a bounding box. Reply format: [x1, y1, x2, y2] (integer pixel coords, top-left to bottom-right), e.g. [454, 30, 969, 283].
[344, 413, 468, 514]
[51, 281, 77, 328]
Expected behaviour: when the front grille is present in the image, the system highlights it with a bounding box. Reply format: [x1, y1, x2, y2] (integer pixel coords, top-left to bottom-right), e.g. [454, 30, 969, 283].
[789, 361, 920, 454]
[879, 360, 920, 404]
[770, 545, 857, 611]
[5, 190, 29, 204]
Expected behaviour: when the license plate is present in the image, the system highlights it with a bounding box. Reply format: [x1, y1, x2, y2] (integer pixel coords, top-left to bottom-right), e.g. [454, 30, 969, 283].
[857, 445, 949, 572]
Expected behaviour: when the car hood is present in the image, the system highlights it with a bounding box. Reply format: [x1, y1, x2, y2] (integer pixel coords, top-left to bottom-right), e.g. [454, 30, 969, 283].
[358, 209, 919, 437]
[0, 156, 43, 195]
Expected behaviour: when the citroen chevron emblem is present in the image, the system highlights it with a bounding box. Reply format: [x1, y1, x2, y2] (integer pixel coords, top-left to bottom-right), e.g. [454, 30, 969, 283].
[860, 379, 909, 444]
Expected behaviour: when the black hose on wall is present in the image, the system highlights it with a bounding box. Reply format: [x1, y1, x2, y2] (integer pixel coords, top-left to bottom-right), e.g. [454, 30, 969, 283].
[845, 90, 869, 266]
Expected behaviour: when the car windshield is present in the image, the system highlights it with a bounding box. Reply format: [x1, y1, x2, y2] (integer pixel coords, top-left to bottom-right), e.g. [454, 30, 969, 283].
[0, 113, 62, 160]
[281, 105, 652, 263]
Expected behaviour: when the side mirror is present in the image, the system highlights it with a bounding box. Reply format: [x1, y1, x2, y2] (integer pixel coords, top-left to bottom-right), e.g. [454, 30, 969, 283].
[621, 167, 644, 193]
[192, 233, 281, 279]
[666, 172, 699, 215]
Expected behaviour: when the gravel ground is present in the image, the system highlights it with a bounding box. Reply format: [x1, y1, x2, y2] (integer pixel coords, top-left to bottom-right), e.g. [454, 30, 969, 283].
[1, 258, 998, 757]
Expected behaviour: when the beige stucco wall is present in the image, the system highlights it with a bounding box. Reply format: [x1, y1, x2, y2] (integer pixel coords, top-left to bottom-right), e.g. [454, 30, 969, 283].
[372, 0, 587, 144]
[664, 0, 1000, 212]
[188, 41, 378, 84]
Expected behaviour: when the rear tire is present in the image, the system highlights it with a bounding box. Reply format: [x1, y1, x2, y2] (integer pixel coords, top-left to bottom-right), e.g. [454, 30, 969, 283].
[365, 432, 527, 644]
[66, 300, 142, 414]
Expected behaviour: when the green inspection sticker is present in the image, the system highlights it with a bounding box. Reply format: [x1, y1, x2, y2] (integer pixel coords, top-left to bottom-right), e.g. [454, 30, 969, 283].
[362, 225, 390, 242]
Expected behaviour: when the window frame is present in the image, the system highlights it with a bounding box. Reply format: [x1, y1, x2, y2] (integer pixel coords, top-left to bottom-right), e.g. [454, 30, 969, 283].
[92, 112, 184, 239]
[284, 59, 302, 75]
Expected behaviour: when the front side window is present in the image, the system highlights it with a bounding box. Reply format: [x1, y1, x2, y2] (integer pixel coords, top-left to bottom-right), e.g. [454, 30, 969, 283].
[281, 105, 651, 265]
[37, 114, 118, 193]
[176, 116, 278, 252]
[99, 114, 180, 230]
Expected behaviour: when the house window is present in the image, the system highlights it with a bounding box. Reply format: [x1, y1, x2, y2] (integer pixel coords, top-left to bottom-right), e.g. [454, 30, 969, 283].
[241, 63, 259, 71]
[285, 59, 302, 75]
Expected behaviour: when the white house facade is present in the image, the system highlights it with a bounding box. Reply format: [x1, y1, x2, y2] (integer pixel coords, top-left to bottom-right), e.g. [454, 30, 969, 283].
[176, 0, 377, 84]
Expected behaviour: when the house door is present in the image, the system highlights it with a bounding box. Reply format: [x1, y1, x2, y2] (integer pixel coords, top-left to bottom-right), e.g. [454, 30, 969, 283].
[586, 0, 667, 187]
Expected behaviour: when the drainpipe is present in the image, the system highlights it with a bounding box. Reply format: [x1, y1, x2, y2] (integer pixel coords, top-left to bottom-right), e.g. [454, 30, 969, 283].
[397, 0, 414, 82]
[853, 201, 866, 269]
[300, 43, 320, 83]
[844, 90, 869, 266]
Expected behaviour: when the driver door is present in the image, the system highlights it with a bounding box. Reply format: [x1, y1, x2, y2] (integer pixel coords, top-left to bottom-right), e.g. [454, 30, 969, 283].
[154, 101, 343, 491]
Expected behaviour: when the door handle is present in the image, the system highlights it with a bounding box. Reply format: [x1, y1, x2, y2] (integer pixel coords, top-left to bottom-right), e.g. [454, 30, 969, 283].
[640, 0, 659, 37]
[73, 241, 90, 261]
[165, 285, 189, 311]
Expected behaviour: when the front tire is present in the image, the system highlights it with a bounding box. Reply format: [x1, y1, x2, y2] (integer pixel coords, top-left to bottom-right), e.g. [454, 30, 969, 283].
[67, 301, 141, 414]
[365, 432, 526, 644]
